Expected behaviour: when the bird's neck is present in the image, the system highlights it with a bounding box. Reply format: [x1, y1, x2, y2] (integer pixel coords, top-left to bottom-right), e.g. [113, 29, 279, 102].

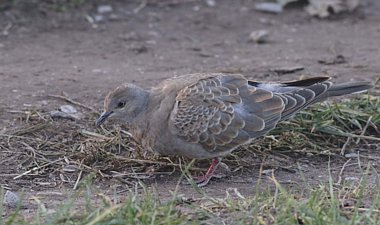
[132, 88, 150, 117]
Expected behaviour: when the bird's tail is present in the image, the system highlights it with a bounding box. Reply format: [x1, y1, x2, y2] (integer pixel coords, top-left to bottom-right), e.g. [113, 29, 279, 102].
[325, 81, 373, 98]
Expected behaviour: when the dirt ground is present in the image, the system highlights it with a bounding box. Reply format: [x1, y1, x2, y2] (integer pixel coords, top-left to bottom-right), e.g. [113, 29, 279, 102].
[1, 0, 380, 218]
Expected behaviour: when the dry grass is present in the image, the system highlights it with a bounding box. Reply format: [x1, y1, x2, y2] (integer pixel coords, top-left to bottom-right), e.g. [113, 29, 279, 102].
[0, 90, 379, 189]
[1, 84, 379, 224]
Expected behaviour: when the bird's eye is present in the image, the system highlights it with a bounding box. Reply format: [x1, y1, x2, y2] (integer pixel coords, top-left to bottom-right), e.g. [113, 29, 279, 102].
[117, 102, 126, 108]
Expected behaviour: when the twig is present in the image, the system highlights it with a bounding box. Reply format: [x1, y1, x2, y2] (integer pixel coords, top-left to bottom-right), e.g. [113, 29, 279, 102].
[331, 163, 358, 170]
[73, 159, 84, 190]
[73, 170, 83, 190]
[70, 161, 110, 177]
[133, 0, 147, 14]
[110, 170, 175, 178]
[0, 174, 21, 177]
[336, 159, 351, 185]
[0, 154, 20, 165]
[357, 151, 363, 174]
[11, 123, 49, 136]
[48, 94, 96, 112]
[13, 158, 64, 180]
[21, 142, 38, 159]
[80, 130, 112, 140]
[339, 133, 380, 142]
[5, 110, 31, 114]
[2, 22, 12, 36]
[0, 134, 53, 144]
[356, 116, 372, 144]
[340, 137, 351, 156]
[344, 206, 380, 213]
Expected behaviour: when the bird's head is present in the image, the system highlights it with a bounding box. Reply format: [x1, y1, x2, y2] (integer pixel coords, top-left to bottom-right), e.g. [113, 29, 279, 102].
[96, 83, 149, 126]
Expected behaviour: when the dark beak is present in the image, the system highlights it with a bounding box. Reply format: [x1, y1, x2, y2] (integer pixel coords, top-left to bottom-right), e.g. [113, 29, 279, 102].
[95, 111, 113, 127]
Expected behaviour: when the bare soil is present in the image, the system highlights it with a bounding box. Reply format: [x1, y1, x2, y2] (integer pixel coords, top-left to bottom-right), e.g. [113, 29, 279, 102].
[1, 0, 380, 218]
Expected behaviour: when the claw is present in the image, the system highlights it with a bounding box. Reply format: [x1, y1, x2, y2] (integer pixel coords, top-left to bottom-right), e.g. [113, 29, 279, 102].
[195, 158, 222, 187]
[195, 175, 213, 187]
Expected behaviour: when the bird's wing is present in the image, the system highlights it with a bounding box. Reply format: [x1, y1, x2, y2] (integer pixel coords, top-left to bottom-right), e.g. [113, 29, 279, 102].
[169, 74, 286, 153]
[169, 74, 336, 154]
[248, 77, 332, 122]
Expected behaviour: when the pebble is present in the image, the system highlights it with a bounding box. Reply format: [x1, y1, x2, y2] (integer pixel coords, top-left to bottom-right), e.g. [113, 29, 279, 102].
[3, 190, 20, 208]
[255, 3, 283, 14]
[249, 30, 269, 43]
[262, 169, 274, 176]
[193, 5, 200, 11]
[39, 100, 49, 106]
[61, 165, 78, 173]
[50, 105, 83, 120]
[205, 0, 216, 7]
[345, 153, 359, 158]
[97, 5, 113, 14]
[93, 14, 105, 23]
[92, 69, 103, 73]
[60, 105, 77, 114]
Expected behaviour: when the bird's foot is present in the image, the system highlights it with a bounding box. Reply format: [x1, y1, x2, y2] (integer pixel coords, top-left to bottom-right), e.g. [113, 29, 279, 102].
[184, 158, 230, 187]
[182, 172, 226, 187]
[194, 173, 227, 187]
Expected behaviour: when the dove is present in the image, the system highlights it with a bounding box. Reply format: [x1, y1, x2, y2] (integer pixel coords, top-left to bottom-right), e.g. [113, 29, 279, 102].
[96, 73, 373, 186]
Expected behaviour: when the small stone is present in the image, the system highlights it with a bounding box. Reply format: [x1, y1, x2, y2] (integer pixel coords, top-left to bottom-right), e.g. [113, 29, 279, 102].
[93, 14, 105, 22]
[205, 0, 216, 7]
[146, 40, 157, 45]
[345, 153, 359, 158]
[60, 105, 77, 114]
[249, 30, 269, 43]
[92, 69, 103, 73]
[193, 5, 200, 11]
[262, 169, 274, 176]
[109, 14, 119, 20]
[3, 190, 20, 208]
[39, 100, 48, 105]
[50, 105, 82, 120]
[306, 0, 360, 18]
[85, 14, 97, 28]
[120, 31, 140, 41]
[255, 3, 283, 14]
[97, 5, 113, 14]
[61, 165, 78, 173]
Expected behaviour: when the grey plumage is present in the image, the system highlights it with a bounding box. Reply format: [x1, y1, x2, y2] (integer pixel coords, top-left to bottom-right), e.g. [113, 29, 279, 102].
[96, 73, 373, 159]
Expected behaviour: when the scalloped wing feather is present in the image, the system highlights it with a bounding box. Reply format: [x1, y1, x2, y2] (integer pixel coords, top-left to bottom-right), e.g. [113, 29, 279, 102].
[170, 74, 286, 153]
[170, 75, 340, 156]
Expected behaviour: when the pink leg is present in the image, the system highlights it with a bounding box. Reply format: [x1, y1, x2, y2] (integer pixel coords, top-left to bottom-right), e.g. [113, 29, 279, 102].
[195, 158, 221, 187]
